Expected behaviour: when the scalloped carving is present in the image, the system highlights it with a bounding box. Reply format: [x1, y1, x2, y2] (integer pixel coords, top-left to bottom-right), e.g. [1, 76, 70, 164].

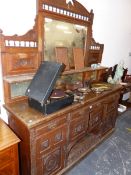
[38, 0, 93, 23]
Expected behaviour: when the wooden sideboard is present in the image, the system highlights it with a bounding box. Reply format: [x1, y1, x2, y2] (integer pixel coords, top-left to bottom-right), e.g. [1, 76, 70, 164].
[0, 119, 20, 175]
[0, 0, 123, 174]
[4, 84, 122, 175]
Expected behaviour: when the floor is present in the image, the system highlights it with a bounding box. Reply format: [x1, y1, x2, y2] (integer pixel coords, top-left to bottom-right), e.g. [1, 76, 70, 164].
[65, 107, 131, 175]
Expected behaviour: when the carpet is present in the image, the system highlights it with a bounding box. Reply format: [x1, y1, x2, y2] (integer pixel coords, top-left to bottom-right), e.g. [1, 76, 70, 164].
[65, 109, 131, 175]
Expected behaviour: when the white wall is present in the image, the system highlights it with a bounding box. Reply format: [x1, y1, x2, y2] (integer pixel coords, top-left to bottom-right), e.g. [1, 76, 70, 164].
[78, 0, 131, 73]
[0, 0, 131, 72]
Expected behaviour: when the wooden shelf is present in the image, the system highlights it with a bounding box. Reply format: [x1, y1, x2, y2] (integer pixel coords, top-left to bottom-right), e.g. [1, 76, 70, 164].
[62, 66, 108, 75]
[3, 73, 35, 83]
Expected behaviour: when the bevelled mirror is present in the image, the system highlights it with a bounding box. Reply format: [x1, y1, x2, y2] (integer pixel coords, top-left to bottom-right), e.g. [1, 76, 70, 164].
[44, 18, 87, 70]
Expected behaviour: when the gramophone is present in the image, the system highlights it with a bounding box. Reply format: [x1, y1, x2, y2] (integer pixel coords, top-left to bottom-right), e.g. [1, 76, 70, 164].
[25, 61, 74, 115]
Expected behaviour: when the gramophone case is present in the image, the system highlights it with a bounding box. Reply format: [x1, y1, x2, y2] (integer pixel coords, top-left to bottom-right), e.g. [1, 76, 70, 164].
[25, 61, 74, 114]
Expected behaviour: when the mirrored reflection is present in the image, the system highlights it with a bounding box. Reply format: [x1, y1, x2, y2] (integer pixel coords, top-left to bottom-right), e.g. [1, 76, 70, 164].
[44, 18, 87, 69]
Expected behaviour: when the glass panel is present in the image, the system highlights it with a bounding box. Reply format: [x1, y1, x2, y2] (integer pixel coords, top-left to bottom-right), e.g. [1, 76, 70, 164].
[44, 18, 87, 68]
[10, 81, 31, 98]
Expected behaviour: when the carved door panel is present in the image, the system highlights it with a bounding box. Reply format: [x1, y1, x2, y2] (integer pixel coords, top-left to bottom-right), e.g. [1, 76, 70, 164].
[41, 146, 65, 175]
[3, 52, 39, 75]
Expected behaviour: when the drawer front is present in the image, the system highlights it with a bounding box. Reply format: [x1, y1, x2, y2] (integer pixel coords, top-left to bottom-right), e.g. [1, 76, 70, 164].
[107, 102, 117, 112]
[35, 115, 68, 136]
[89, 102, 102, 112]
[70, 106, 89, 120]
[89, 110, 102, 129]
[69, 118, 86, 141]
[36, 124, 67, 154]
[0, 161, 16, 175]
[104, 93, 120, 113]
[0, 147, 14, 166]
[69, 106, 89, 141]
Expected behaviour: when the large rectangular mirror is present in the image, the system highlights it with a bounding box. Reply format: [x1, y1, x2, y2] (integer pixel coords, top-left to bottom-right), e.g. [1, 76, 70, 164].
[44, 18, 87, 70]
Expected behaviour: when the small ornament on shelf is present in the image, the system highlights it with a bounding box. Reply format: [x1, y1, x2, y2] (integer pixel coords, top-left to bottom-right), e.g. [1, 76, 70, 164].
[66, 0, 74, 6]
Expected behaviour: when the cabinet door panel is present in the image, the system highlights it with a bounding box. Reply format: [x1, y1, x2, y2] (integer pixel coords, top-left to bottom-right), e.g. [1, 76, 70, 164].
[3, 52, 39, 75]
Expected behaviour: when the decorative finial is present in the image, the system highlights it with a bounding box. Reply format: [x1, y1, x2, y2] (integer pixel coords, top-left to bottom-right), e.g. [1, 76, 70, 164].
[66, 0, 74, 6]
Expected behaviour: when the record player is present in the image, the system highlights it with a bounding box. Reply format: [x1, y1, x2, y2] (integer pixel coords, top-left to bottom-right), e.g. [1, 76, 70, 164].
[25, 61, 74, 115]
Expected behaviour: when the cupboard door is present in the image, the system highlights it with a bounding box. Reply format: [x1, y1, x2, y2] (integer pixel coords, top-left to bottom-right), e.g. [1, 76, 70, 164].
[102, 93, 120, 135]
[41, 147, 65, 175]
[88, 103, 103, 131]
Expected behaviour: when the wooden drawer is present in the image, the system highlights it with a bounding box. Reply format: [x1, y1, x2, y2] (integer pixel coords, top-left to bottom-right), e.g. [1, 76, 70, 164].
[0, 147, 14, 166]
[0, 119, 20, 175]
[89, 102, 102, 112]
[70, 106, 89, 120]
[89, 110, 102, 129]
[103, 93, 120, 113]
[0, 161, 16, 175]
[35, 115, 68, 136]
[0, 145, 19, 175]
[106, 101, 117, 112]
[69, 106, 89, 142]
[69, 118, 87, 141]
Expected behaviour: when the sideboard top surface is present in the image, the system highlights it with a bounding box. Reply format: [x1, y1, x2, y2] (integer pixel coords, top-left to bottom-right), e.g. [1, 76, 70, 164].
[4, 84, 122, 129]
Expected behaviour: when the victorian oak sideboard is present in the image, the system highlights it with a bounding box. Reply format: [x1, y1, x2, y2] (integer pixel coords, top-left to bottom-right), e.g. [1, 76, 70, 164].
[0, 0, 122, 174]
[4, 84, 121, 175]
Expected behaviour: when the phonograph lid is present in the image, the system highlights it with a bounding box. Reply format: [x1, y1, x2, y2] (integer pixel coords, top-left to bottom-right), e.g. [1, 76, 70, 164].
[25, 61, 65, 104]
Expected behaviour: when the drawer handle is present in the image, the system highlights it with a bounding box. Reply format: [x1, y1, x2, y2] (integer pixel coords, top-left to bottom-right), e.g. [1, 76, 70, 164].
[48, 121, 57, 130]
[74, 124, 83, 133]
